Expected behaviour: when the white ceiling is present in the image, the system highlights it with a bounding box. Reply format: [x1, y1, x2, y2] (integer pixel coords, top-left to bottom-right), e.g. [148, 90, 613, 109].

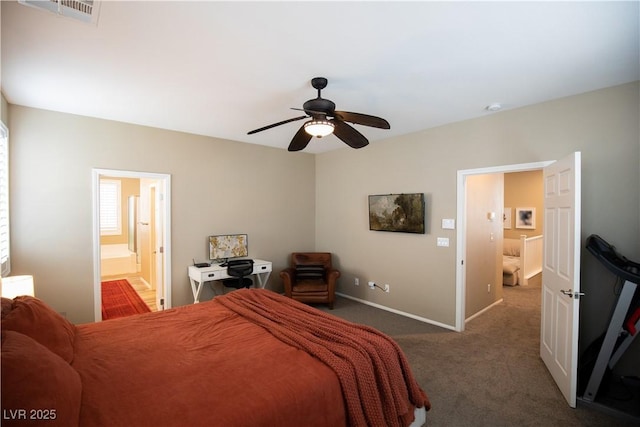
[2, 1, 639, 153]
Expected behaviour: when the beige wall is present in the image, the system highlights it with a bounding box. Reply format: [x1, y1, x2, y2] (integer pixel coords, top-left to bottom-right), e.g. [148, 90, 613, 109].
[465, 173, 504, 318]
[8, 107, 316, 323]
[504, 170, 543, 239]
[316, 82, 639, 370]
[7, 81, 640, 372]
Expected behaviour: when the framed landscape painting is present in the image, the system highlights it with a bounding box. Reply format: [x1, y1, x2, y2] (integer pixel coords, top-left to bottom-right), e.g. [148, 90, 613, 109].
[368, 193, 425, 234]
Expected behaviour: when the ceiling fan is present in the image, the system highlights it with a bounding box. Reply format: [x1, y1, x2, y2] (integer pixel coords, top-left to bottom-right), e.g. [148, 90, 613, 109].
[248, 77, 390, 152]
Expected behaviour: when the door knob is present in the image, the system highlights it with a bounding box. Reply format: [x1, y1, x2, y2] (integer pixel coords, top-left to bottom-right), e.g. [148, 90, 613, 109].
[561, 289, 585, 299]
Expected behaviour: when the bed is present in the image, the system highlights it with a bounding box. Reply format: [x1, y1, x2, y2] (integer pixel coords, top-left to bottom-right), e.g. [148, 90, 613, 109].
[503, 234, 543, 286]
[1, 289, 430, 427]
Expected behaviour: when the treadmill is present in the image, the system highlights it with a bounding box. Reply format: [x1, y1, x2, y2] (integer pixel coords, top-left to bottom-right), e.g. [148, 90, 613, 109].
[581, 234, 640, 407]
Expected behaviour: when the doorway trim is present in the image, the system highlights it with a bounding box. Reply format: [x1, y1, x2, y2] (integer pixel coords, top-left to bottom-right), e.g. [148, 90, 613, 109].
[455, 160, 553, 332]
[92, 168, 172, 321]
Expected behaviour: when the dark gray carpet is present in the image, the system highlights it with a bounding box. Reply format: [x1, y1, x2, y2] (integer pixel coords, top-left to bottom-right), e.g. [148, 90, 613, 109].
[319, 282, 639, 426]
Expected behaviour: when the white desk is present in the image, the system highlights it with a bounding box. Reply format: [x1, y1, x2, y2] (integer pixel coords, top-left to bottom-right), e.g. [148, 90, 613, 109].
[188, 259, 272, 303]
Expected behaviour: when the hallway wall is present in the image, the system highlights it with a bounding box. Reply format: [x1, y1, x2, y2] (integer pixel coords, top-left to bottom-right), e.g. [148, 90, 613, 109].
[504, 170, 543, 239]
[465, 173, 504, 318]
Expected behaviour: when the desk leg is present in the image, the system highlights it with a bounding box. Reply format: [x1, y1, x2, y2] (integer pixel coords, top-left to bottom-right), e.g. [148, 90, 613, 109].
[254, 272, 271, 289]
[189, 278, 204, 303]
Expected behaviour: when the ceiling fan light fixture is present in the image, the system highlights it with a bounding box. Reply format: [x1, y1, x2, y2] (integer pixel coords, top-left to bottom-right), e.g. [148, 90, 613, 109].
[247, 77, 389, 151]
[304, 120, 334, 137]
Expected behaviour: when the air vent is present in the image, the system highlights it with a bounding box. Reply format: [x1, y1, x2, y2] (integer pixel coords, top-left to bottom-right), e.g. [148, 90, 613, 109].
[18, 0, 101, 25]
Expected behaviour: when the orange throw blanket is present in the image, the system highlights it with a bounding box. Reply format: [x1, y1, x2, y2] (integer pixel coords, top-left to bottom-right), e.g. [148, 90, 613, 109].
[217, 289, 430, 427]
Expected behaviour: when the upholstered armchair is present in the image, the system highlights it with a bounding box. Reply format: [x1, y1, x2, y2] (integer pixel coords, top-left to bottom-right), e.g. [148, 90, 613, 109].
[280, 252, 341, 309]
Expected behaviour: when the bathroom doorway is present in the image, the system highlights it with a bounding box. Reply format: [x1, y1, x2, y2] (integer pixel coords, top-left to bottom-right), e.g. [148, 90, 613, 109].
[92, 169, 172, 321]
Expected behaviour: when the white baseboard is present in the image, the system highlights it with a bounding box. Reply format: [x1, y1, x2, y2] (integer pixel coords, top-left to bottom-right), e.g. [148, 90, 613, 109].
[336, 292, 456, 331]
[465, 298, 503, 323]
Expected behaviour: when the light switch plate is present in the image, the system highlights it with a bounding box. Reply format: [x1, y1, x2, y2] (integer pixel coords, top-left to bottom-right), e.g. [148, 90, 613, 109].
[442, 219, 455, 229]
[437, 237, 450, 247]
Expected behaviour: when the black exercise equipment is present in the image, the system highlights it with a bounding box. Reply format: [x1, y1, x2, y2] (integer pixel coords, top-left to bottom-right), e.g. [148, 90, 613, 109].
[580, 234, 640, 403]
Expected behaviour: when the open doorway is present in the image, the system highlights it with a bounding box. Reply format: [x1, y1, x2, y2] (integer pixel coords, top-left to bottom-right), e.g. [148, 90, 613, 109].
[463, 169, 545, 321]
[455, 160, 552, 331]
[92, 169, 172, 321]
[457, 154, 583, 407]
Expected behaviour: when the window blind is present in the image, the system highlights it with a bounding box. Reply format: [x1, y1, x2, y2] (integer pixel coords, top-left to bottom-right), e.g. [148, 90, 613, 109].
[99, 179, 121, 235]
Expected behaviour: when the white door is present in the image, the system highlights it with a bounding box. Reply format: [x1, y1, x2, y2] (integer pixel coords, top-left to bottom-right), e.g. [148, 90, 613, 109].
[540, 152, 582, 407]
[154, 187, 165, 310]
[149, 185, 157, 291]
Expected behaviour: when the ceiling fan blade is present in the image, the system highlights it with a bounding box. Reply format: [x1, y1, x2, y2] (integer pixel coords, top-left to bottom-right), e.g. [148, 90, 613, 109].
[334, 111, 390, 129]
[288, 124, 313, 152]
[247, 116, 307, 135]
[332, 120, 369, 149]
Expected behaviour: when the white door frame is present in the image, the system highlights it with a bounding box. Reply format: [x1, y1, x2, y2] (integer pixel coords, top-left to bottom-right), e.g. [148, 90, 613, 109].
[455, 160, 553, 331]
[92, 168, 172, 321]
[149, 181, 166, 309]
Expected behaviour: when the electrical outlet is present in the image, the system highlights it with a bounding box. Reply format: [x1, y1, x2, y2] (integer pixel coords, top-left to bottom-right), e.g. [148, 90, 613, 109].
[384, 284, 390, 293]
[368, 281, 375, 289]
[354, 277, 359, 286]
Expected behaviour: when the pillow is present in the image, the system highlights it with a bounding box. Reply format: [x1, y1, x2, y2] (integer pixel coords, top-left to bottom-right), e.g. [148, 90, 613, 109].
[296, 264, 325, 281]
[1, 297, 13, 319]
[1, 331, 82, 427]
[503, 240, 520, 257]
[1, 296, 76, 363]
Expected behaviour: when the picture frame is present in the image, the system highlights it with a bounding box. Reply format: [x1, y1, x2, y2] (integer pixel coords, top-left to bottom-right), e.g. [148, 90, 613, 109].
[209, 234, 248, 261]
[503, 207, 512, 229]
[368, 193, 425, 234]
[515, 207, 535, 229]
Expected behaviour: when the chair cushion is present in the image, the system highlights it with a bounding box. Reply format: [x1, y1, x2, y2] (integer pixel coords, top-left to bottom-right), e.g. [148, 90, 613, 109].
[295, 264, 325, 281]
[1, 330, 82, 427]
[1, 296, 76, 363]
[503, 255, 520, 275]
[293, 281, 328, 293]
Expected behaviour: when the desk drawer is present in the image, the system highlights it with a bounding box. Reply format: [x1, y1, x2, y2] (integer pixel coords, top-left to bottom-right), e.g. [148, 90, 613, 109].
[203, 271, 221, 280]
[253, 264, 272, 274]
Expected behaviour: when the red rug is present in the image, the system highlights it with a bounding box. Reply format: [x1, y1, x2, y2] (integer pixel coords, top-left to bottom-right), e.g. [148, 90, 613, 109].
[101, 279, 151, 320]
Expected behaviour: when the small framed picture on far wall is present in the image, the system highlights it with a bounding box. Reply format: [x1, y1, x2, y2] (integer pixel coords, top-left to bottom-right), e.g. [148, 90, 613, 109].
[516, 207, 535, 229]
[503, 207, 512, 229]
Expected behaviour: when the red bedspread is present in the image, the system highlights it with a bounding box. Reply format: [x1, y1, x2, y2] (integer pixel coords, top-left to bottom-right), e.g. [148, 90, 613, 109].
[71, 289, 428, 427]
[218, 289, 430, 427]
[73, 294, 346, 427]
